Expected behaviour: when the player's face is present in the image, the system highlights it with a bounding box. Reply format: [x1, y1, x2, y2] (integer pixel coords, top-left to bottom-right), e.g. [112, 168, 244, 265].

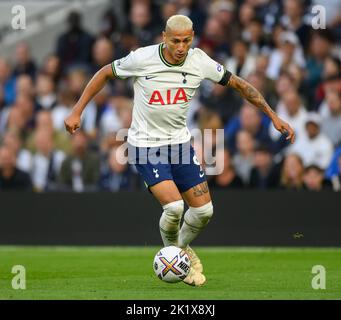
[163, 29, 194, 63]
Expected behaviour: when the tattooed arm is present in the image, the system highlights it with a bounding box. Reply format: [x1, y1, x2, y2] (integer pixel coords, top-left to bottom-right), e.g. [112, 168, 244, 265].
[227, 74, 295, 143]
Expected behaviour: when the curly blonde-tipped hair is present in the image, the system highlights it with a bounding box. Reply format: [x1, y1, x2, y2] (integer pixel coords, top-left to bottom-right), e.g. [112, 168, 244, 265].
[165, 15, 193, 32]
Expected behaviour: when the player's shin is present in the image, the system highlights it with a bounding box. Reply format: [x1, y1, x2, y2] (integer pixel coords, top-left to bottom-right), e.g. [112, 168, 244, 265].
[159, 200, 184, 246]
[178, 201, 213, 248]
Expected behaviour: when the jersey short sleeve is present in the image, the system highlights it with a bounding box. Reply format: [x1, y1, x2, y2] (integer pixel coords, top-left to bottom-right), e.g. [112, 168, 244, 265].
[199, 50, 231, 85]
[111, 51, 138, 79]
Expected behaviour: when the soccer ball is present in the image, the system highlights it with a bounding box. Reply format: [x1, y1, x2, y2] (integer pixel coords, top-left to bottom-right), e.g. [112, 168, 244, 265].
[153, 246, 191, 283]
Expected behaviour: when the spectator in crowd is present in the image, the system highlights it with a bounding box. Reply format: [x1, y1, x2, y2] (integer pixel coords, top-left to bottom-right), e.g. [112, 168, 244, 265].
[0, 58, 16, 105]
[3, 107, 26, 137]
[5, 94, 35, 137]
[238, 2, 256, 33]
[280, 0, 311, 49]
[15, 74, 35, 98]
[98, 8, 120, 41]
[100, 145, 140, 192]
[40, 55, 61, 83]
[1, 130, 32, 173]
[199, 82, 242, 125]
[323, 56, 341, 80]
[0, 145, 32, 191]
[225, 38, 256, 78]
[242, 18, 267, 56]
[249, 145, 281, 189]
[257, 0, 282, 35]
[232, 130, 255, 185]
[254, 56, 277, 106]
[56, 11, 94, 72]
[287, 62, 306, 96]
[30, 129, 66, 192]
[320, 76, 341, 109]
[198, 15, 229, 61]
[26, 110, 71, 154]
[274, 71, 299, 107]
[269, 90, 308, 142]
[303, 165, 332, 191]
[99, 95, 133, 138]
[315, 55, 341, 111]
[279, 153, 304, 190]
[12, 42, 37, 80]
[35, 73, 58, 111]
[99, 131, 121, 168]
[126, 1, 160, 47]
[66, 67, 90, 99]
[80, 85, 113, 139]
[208, 147, 244, 189]
[305, 30, 335, 106]
[116, 97, 133, 130]
[225, 103, 273, 154]
[58, 130, 100, 192]
[289, 112, 334, 169]
[246, 70, 277, 113]
[209, 1, 236, 43]
[267, 31, 306, 80]
[320, 89, 341, 146]
[91, 36, 115, 73]
[51, 89, 78, 132]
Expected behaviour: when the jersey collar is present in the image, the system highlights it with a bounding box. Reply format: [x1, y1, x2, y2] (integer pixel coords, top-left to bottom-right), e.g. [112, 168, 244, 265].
[158, 43, 188, 67]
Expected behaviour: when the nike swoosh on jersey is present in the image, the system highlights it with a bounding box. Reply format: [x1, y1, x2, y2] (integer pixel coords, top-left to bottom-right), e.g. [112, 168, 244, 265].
[145, 75, 157, 80]
[199, 172, 205, 178]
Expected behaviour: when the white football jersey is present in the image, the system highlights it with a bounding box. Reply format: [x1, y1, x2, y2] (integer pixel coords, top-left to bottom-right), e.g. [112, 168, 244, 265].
[111, 43, 228, 147]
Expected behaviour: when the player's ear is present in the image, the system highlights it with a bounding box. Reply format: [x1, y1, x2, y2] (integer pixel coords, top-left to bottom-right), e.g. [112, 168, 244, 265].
[162, 31, 166, 42]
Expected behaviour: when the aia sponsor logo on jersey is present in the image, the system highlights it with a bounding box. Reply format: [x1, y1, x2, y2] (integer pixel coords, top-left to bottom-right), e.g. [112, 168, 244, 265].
[148, 88, 188, 105]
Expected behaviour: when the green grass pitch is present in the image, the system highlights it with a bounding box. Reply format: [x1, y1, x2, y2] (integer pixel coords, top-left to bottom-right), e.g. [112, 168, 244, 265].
[0, 246, 340, 300]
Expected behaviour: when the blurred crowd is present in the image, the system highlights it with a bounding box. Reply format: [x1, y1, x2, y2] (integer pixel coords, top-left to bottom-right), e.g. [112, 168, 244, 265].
[1, 0, 341, 192]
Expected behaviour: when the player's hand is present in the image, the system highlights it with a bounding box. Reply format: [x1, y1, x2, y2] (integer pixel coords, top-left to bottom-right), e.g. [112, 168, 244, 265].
[64, 112, 81, 134]
[272, 116, 295, 144]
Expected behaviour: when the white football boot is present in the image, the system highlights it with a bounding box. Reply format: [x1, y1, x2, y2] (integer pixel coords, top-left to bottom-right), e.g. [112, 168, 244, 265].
[182, 267, 206, 287]
[185, 246, 203, 273]
[182, 246, 205, 286]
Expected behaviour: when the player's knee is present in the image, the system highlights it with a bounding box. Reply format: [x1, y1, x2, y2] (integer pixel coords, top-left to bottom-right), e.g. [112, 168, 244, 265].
[162, 200, 184, 224]
[189, 201, 214, 225]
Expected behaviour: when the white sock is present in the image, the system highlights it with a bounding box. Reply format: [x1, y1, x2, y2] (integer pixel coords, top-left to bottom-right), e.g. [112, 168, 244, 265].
[159, 200, 184, 246]
[178, 202, 213, 248]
